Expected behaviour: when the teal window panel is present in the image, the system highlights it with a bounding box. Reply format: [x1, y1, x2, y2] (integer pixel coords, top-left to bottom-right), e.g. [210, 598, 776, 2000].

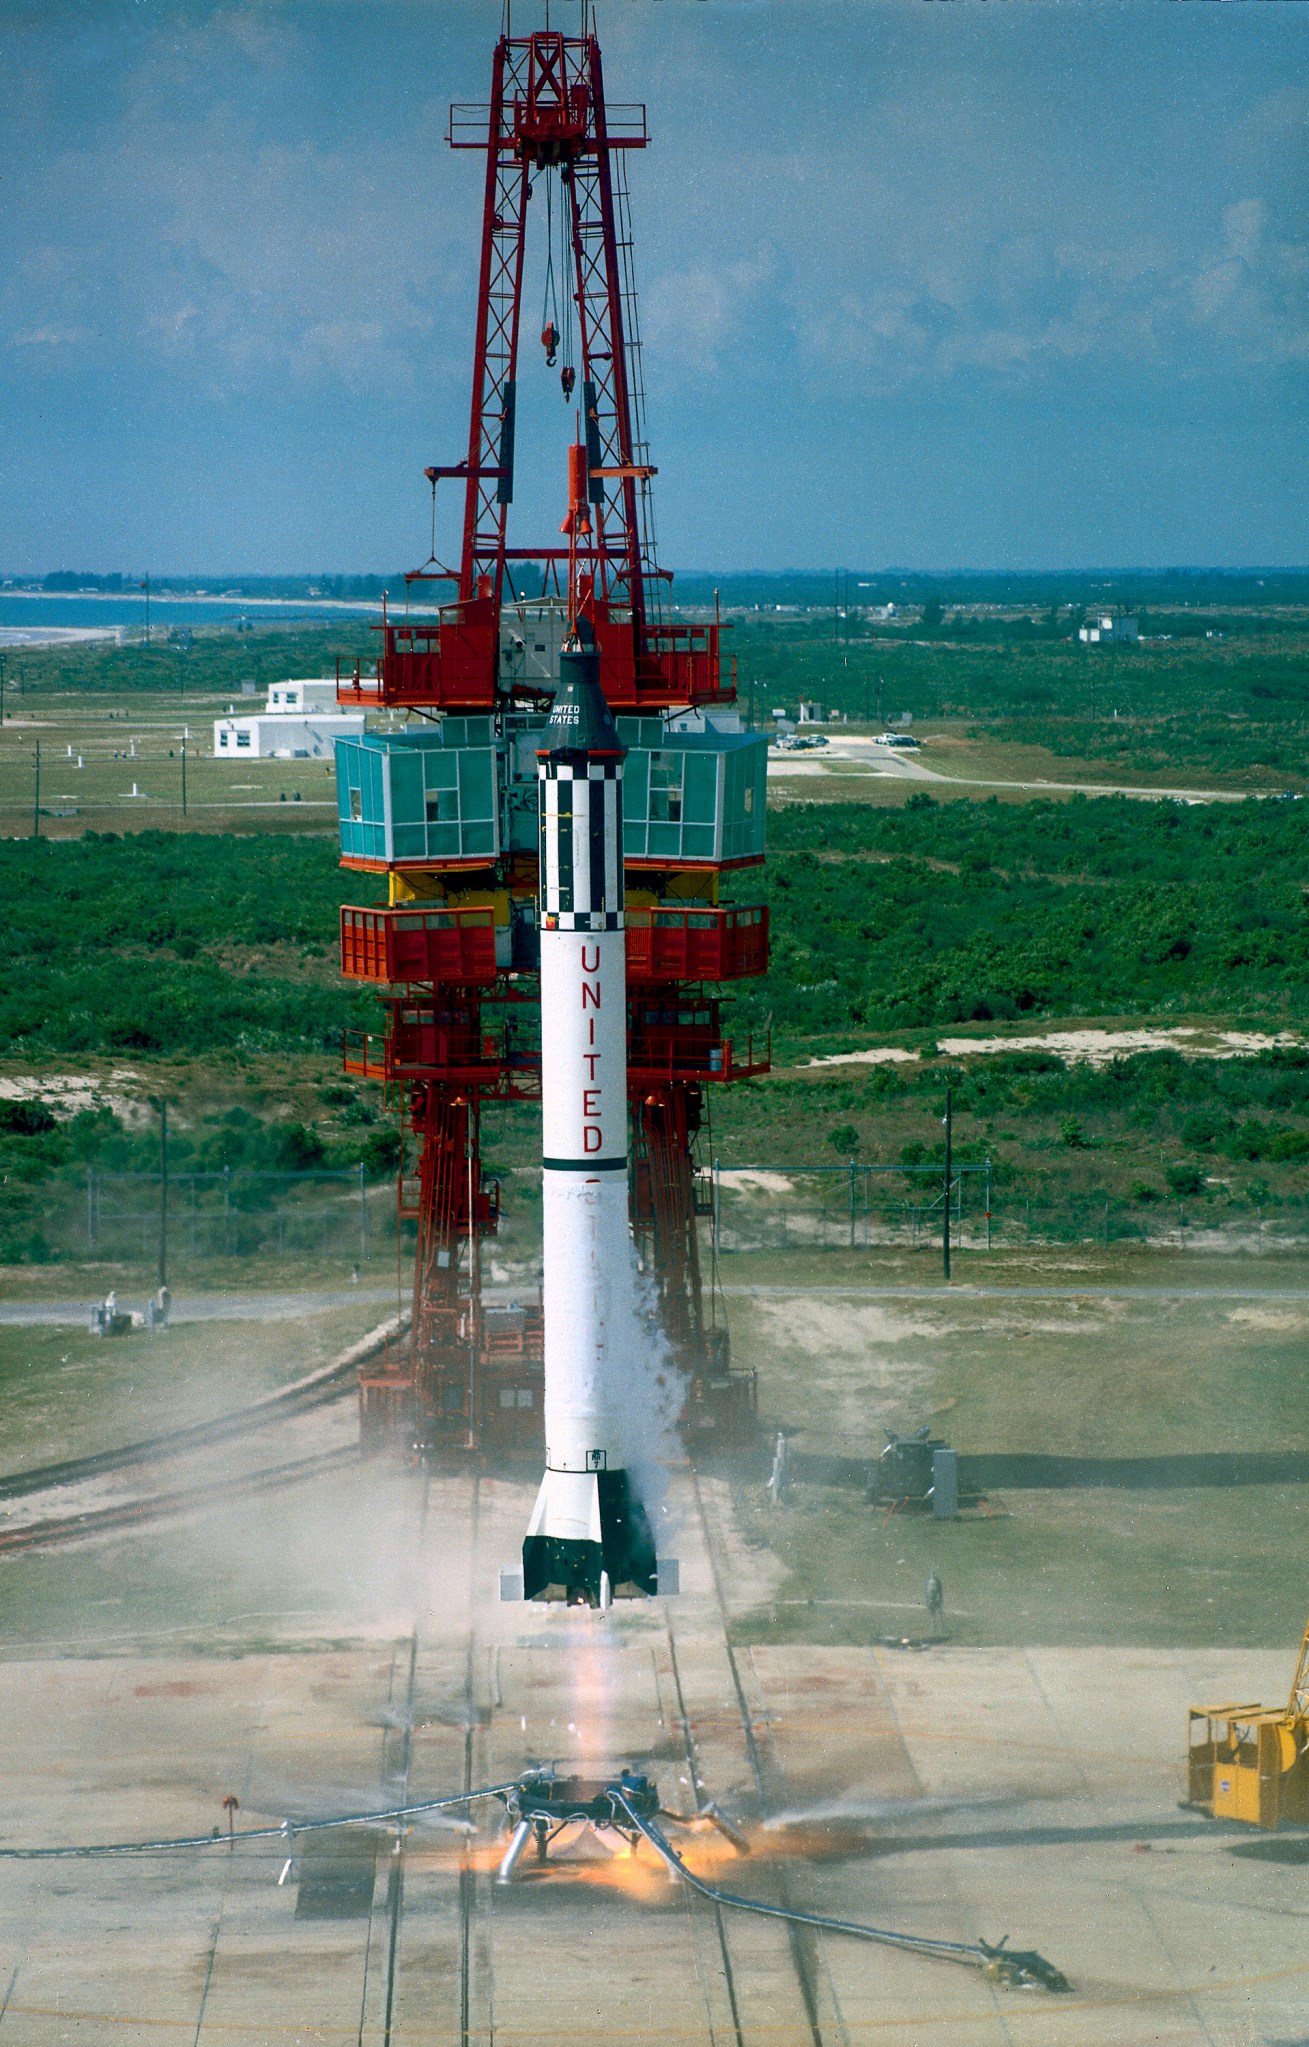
[507, 793, 537, 851]
[424, 752, 458, 791]
[367, 751, 385, 822]
[747, 748, 767, 852]
[427, 822, 460, 858]
[462, 821, 494, 856]
[426, 789, 459, 823]
[648, 751, 683, 823]
[364, 823, 385, 859]
[682, 825, 715, 857]
[624, 750, 650, 822]
[458, 749, 494, 819]
[392, 824, 425, 859]
[683, 753, 718, 825]
[648, 821, 681, 858]
[390, 751, 425, 824]
[623, 820, 645, 856]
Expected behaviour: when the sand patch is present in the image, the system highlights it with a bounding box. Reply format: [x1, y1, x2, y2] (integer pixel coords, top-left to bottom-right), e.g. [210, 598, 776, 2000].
[804, 1048, 920, 1069]
[935, 1027, 1305, 1067]
[806, 1027, 1307, 1070]
[752, 1297, 941, 1353]
[0, 1069, 146, 1123]
[1226, 1306, 1309, 1332]
[716, 1169, 796, 1196]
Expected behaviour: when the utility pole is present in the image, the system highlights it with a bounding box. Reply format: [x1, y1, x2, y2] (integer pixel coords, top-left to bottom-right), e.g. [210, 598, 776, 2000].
[141, 574, 150, 645]
[942, 1085, 953, 1282]
[181, 738, 187, 819]
[32, 740, 40, 837]
[157, 1099, 169, 1289]
[0, 650, 6, 724]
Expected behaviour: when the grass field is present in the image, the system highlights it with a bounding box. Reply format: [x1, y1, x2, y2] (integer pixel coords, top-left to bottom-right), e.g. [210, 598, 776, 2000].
[0, 1297, 390, 1475]
[0, 689, 363, 837]
[718, 1245, 1309, 1652]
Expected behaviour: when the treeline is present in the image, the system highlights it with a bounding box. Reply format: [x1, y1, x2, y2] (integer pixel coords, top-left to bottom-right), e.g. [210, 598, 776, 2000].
[3, 624, 377, 698]
[674, 569, 1309, 611]
[26, 572, 404, 600]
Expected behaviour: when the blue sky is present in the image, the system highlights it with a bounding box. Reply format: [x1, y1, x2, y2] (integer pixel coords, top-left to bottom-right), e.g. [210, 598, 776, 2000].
[1, 0, 1305, 573]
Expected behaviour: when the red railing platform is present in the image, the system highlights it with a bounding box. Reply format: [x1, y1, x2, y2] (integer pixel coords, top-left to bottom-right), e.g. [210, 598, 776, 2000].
[626, 904, 767, 985]
[340, 904, 498, 986]
[628, 1023, 770, 1086]
[336, 602, 730, 713]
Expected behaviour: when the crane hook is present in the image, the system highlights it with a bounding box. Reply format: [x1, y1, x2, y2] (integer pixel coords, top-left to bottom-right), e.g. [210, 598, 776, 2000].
[561, 364, 576, 401]
[542, 321, 559, 368]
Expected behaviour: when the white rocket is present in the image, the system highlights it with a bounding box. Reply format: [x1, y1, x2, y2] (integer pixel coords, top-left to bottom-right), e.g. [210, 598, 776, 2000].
[518, 616, 661, 1607]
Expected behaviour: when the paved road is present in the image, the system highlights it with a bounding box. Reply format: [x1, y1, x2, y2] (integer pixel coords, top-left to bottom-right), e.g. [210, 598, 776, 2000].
[6, 1281, 1307, 1325]
[771, 734, 1259, 805]
[0, 1287, 398, 1327]
[722, 1282, 1309, 1301]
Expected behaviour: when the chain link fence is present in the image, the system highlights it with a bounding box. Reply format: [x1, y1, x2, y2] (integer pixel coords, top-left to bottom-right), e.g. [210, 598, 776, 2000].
[52, 1167, 398, 1266]
[26, 1159, 1307, 1272]
[705, 1163, 1304, 1256]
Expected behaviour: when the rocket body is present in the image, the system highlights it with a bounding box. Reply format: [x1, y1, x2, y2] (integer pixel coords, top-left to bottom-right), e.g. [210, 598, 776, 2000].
[522, 624, 658, 1605]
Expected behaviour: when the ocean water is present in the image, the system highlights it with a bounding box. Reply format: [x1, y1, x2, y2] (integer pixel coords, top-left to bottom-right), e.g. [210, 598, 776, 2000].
[0, 592, 384, 647]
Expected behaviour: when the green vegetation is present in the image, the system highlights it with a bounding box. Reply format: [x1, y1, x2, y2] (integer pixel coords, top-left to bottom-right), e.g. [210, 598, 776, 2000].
[746, 791, 1309, 1042]
[0, 833, 366, 1057]
[8, 794, 1309, 1064]
[709, 1048, 1309, 1234]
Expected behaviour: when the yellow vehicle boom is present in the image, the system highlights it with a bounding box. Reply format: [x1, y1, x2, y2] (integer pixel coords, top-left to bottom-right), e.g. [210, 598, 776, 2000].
[1187, 1618, 1309, 1831]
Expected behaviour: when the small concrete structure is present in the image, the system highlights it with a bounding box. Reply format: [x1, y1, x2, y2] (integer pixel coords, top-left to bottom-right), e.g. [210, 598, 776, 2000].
[214, 678, 364, 760]
[1079, 612, 1140, 644]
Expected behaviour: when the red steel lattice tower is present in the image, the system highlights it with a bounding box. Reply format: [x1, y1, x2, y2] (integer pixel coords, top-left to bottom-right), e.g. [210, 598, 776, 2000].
[338, 18, 768, 1459]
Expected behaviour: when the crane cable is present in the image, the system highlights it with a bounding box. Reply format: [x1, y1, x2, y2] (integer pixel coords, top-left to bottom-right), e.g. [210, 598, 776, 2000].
[542, 169, 559, 365]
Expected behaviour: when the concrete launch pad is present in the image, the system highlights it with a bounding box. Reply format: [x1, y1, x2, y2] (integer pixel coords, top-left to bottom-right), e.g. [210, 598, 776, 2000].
[0, 1464, 1303, 2045]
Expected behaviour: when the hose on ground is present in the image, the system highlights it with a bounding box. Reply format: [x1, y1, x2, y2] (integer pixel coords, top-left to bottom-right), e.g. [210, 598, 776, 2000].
[0, 1784, 522, 1860]
[609, 1788, 1072, 1994]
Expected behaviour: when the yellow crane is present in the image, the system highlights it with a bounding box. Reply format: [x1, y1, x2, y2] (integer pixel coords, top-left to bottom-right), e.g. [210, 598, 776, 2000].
[1187, 1616, 1309, 1830]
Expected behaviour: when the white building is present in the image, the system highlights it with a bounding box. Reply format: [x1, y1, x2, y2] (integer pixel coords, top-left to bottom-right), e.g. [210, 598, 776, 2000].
[1079, 612, 1140, 644]
[213, 677, 364, 760]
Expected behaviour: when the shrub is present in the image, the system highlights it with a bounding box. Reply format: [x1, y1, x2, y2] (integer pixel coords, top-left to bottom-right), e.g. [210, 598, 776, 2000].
[827, 1124, 860, 1156]
[1166, 1163, 1205, 1197]
[0, 1101, 58, 1136]
[273, 1122, 327, 1171]
[1180, 1110, 1224, 1149]
[362, 1128, 402, 1177]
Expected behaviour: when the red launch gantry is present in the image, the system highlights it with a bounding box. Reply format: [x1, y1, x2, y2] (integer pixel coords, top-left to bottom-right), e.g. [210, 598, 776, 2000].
[336, 19, 770, 1459]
